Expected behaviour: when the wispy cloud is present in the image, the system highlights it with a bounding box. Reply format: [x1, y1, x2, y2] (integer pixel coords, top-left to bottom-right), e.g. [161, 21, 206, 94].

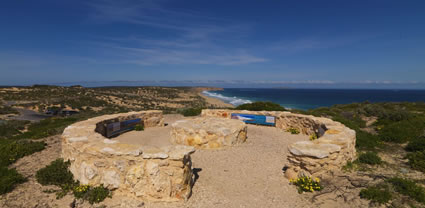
[84, 0, 266, 66]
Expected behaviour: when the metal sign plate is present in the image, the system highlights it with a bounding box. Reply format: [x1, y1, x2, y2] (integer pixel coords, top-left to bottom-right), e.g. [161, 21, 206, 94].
[231, 113, 276, 126]
[106, 118, 142, 138]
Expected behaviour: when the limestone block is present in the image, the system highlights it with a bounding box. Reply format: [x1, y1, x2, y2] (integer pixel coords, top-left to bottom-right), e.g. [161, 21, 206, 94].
[170, 117, 247, 149]
[288, 141, 341, 159]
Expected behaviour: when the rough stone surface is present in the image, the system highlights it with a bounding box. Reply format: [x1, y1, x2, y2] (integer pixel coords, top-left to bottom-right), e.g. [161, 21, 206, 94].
[61, 111, 195, 202]
[170, 117, 247, 149]
[201, 109, 356, 178]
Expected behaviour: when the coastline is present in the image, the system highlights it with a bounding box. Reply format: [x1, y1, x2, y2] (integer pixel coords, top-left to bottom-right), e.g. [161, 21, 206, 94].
[198, 92, 234, 108]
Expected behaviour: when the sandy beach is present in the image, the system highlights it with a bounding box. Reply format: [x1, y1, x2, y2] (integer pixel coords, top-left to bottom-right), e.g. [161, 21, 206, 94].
[198, 92, 234, 108]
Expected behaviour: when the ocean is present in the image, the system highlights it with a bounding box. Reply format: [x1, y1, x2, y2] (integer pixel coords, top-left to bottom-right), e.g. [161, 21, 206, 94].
[203, 88, 425, 110]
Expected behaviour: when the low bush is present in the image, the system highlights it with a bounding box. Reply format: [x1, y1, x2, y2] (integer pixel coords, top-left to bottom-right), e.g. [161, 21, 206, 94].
[289, 176, 323, 193]
[407, 151, 425, 173]
[14, 117, 78, 140]
[235, 101, 286, 111]
[85, 185, 110, 204]
[37, 159, 110, 203]
[358, 152, 382, 165]
[360, 185, 392, 204]
[36, 159, 75, 187]
[0, 139, 46, 167]
[286, 128, 300, 135]
[378, 116, 425, 143]
[178, 108, 202, 117]
[0, 120, 30, 139]
[356, 131, 381, 151]
[0, 167, 26, 195]
[73, 184, 110, 204]
[406, 136, 425, 152]
[388, 177, 425, 204]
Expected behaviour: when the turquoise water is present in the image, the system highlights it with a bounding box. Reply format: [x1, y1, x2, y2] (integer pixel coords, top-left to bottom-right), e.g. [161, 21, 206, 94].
[203, 88, 425, 110]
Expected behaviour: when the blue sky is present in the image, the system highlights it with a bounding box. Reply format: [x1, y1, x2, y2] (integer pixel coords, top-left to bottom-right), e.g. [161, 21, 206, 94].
[1, 0, 425, 88]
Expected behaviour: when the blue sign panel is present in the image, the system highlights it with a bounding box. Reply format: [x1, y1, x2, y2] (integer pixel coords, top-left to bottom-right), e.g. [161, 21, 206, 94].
[231, 113, 276, 126]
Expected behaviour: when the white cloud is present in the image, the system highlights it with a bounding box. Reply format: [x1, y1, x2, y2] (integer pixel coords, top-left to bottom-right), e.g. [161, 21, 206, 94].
[84, 0, 266, 66]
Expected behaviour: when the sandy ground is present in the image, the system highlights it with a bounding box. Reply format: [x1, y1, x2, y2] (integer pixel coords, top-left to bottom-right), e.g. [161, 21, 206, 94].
[0, 114, 314, 208]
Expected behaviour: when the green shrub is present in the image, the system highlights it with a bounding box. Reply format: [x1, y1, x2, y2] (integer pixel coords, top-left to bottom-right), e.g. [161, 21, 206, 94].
[360, 185, 392, 204]
[235, 101, 286, 111]
[407, 151, 425, 173]
[406, 137, 425, 152]
[378, 116, 425, 143]
[134, 124, 144, 131]
[14, 117, 78, 140]
[37, 159, 110, 203]
[0, 167, 26, 195]
[388, 177, 425, 204]
[179, 108, 202, 117]
[0, 140, 46, 167]
[286, 128, 300, 134]
[36, 159, 75, 187]
[73, 184, 90, 199]
[85, 185, 110, 204]
[358, 152, 382, 165]
[73, 184, 110, 204]
[0, 120, 30, 139]
[289, 176, 323, 193]
[356, 131, 381, 151]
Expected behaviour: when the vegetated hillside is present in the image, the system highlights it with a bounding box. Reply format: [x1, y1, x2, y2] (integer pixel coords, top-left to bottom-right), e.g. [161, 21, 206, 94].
[0, 85, 209, 114]
[293, 102, 425, 207]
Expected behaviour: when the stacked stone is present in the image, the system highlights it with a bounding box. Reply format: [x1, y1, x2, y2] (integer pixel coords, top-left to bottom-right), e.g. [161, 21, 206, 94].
[201, 109, 356, 178]
[62, 111, 195, 202]
[170, 117, 247, 149]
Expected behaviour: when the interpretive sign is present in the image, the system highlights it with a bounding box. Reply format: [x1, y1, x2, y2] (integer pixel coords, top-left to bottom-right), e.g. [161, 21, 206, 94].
[231, 113, 276, 126]
[96, 118, 143, 138]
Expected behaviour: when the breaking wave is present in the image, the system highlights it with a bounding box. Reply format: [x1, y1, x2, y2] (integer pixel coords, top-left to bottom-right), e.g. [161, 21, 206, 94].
[202, 91, 252, 106]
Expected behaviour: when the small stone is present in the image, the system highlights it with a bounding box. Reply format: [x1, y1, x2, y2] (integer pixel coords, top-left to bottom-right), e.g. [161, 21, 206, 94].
[284, 168, 297, 180]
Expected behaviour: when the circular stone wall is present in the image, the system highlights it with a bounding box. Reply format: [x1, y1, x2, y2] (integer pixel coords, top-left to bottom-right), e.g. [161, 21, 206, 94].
[170, 117, 247, 149]
[201, 109, 356, 178]
[61, 111, 195, 202]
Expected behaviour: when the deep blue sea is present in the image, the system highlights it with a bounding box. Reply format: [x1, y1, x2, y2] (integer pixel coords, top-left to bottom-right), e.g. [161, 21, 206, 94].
[203, 88, 425, 110]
